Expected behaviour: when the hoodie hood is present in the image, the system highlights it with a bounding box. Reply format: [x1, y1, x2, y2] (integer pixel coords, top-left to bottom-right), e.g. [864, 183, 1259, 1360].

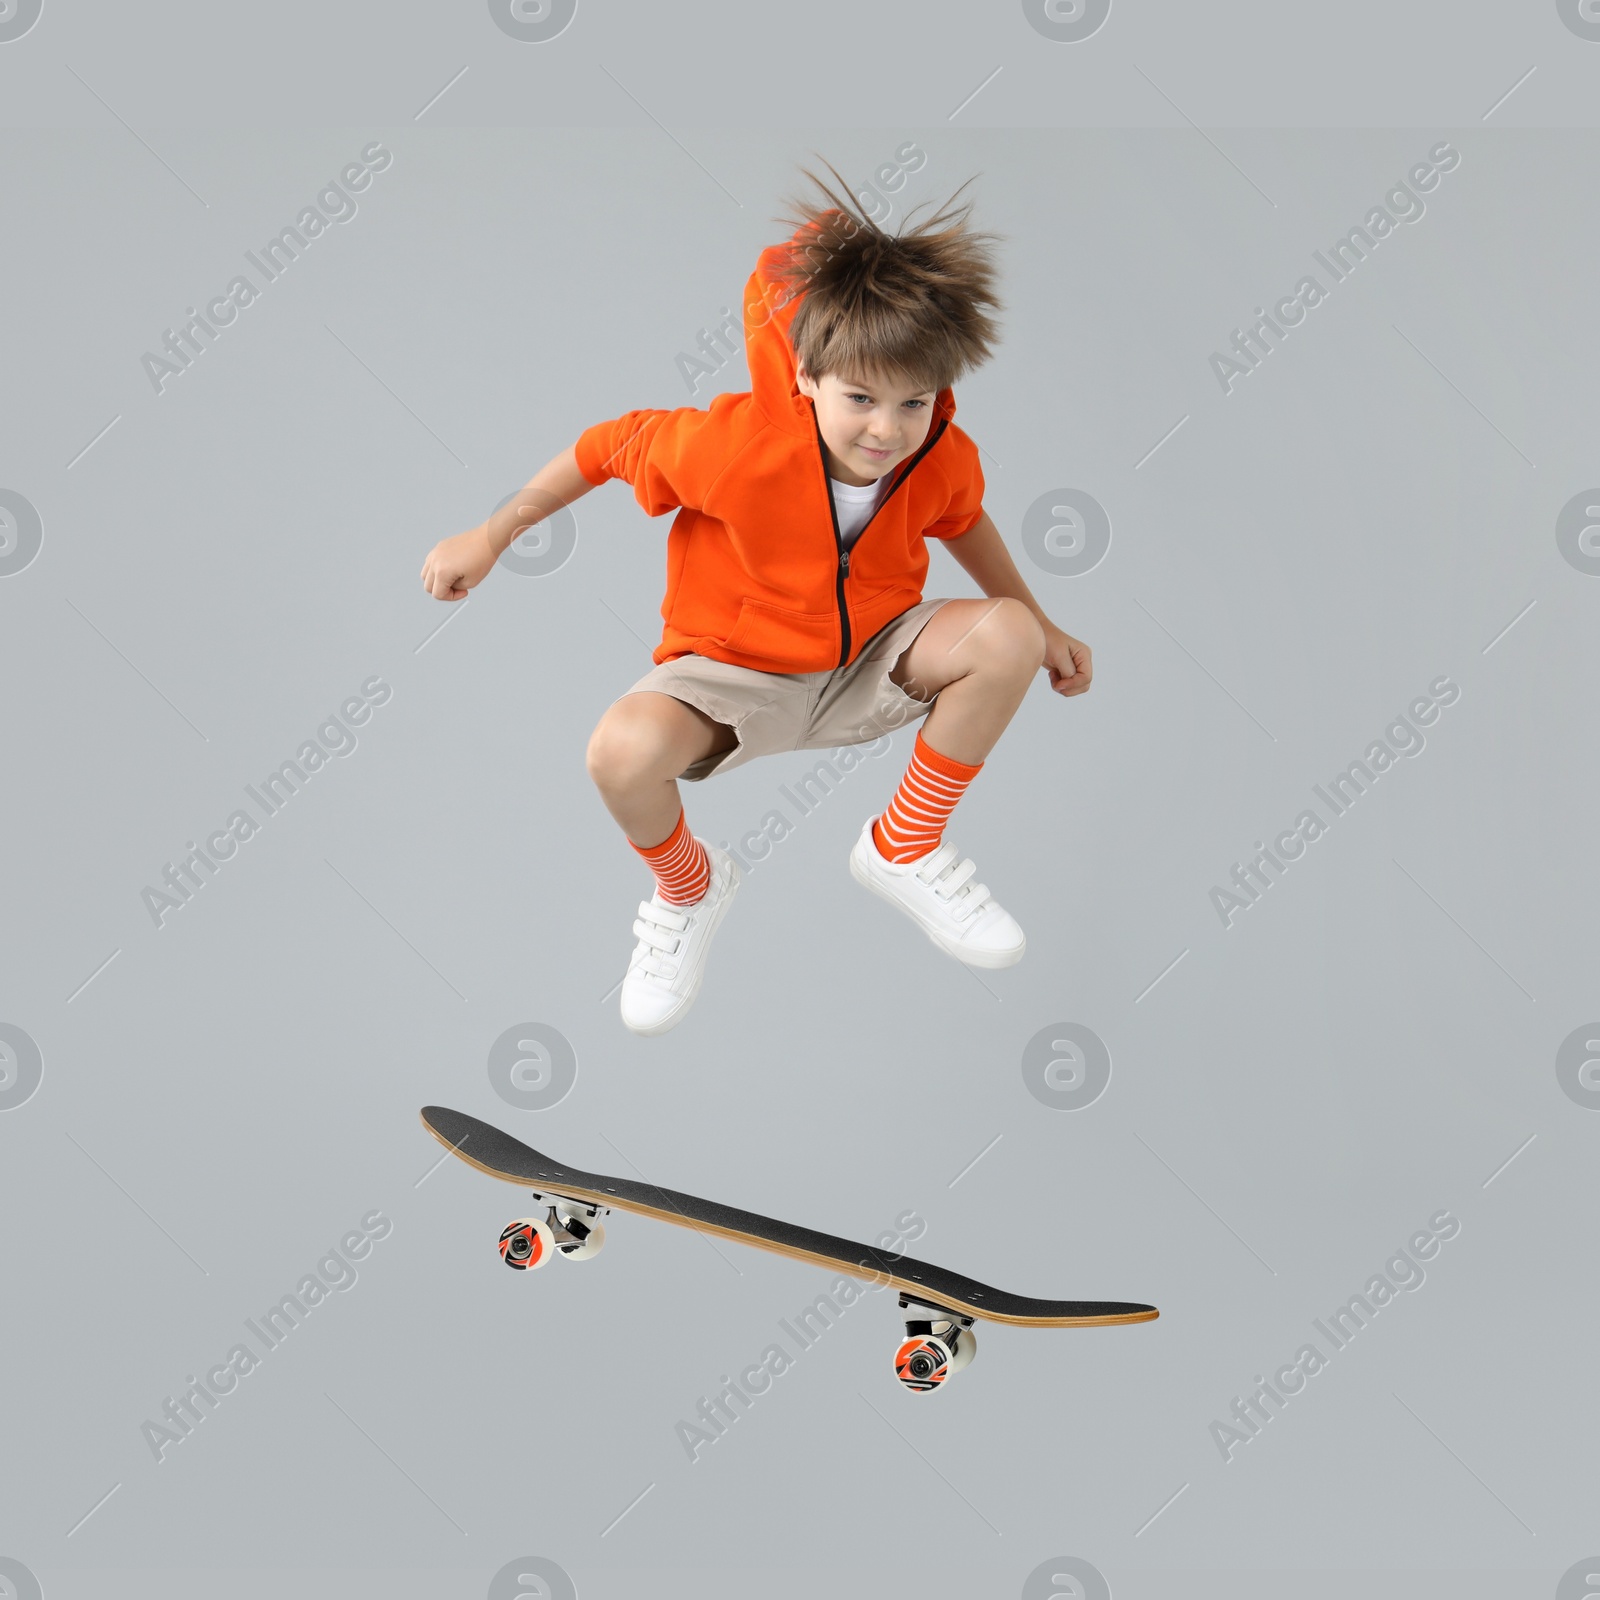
[742, 214, 959, 440]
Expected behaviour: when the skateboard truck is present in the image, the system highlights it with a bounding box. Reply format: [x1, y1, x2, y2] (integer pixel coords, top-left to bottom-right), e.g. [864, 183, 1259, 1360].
[895, 1294, 977, 1393]
[498, 1192, 610, 1270]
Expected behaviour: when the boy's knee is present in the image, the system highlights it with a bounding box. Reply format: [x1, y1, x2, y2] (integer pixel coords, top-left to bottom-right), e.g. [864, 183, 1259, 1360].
[981, 598, 1046, 674]
[586, 701, 665, 790]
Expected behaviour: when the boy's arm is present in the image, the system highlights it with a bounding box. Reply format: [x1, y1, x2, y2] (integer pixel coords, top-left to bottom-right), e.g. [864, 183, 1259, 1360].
[483, 444, 596, 557]
[420, 444, 595, 602]
[938, 509, 1093, 696]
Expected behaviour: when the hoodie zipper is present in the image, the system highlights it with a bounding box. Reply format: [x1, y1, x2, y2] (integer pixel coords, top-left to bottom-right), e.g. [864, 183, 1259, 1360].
[813, 408, 951, 670]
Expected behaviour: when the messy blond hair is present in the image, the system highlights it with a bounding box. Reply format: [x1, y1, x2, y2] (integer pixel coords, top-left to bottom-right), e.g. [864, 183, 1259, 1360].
[767, 155, 1004, 397]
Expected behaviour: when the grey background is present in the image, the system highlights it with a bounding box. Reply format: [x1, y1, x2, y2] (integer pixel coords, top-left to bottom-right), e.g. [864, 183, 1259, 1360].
[2, 8, 1598, 1596]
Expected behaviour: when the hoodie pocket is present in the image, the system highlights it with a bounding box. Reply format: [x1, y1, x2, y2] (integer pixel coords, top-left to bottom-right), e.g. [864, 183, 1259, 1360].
[723, 596, 842, 666]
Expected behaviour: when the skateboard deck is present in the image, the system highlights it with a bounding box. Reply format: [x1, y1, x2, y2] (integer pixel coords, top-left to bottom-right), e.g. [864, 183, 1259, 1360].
[421, 1105, 1158, 1391]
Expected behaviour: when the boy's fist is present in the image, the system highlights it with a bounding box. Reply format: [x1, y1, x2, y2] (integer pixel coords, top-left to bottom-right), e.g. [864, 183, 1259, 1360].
[421, 525, 496, 601]
[1043, 623, 1093, 697]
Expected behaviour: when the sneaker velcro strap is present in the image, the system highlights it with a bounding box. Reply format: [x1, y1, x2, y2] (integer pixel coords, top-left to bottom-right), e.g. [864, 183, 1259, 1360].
[935, 858, 979, 898]
[632, 917, 684, 956]
[913, 842, 959, 884]
[637, 900, 690, 930]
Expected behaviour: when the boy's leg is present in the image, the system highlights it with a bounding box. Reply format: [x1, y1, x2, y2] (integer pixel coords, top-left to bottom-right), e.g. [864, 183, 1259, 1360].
[587, 691, 737, 844]
[588, 686, 755, 1036]
[875, 597, 1043, 862]
[587, 691, 738, 902]
[887, 596, 1044, 765]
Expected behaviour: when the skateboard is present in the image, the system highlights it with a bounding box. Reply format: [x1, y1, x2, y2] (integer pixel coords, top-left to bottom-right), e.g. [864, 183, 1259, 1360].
[420, 1105, 1159, 1393]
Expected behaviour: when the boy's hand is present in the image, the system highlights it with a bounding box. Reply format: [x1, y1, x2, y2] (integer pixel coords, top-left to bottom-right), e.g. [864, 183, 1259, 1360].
[421, 524, 497, 601]
[1043, 623, 1093, 697]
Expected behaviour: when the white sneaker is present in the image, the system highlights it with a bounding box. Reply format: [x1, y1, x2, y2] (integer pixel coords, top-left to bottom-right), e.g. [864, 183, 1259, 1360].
[848, 816, 1025, 968]
[619, 841, 741, 1035]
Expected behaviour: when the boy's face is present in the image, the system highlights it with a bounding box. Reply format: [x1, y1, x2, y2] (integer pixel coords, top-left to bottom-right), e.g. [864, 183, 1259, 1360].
[795, 363, 938, 487]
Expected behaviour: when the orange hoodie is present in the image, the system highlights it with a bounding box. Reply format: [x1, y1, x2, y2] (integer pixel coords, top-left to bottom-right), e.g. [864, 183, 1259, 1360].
[573, 215, 987, 675]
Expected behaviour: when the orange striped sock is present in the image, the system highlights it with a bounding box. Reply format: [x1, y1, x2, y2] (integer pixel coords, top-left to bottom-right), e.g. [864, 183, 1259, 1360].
[872, 729, 984, 863]
[630, 807, 711, 904]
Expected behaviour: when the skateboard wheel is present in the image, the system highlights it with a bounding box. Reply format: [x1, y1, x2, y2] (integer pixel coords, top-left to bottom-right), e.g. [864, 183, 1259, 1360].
[894, 1334, 955, 1393]
[556, 1219, 606, 1262]
[946, 1325, 976, 1375]
[498, 1215, 555, 1271]
[893, 1325, 975, 1391]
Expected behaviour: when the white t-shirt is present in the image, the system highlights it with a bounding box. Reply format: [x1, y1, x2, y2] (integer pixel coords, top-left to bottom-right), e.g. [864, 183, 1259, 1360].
[830, 474, 892, 553]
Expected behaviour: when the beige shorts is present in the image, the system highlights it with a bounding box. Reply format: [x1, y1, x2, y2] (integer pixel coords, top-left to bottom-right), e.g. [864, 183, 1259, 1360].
[615, 598, 952, 781]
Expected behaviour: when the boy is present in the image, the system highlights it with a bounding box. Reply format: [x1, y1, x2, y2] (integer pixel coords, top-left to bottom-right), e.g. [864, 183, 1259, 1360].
[420, 163, 1092, 1036]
